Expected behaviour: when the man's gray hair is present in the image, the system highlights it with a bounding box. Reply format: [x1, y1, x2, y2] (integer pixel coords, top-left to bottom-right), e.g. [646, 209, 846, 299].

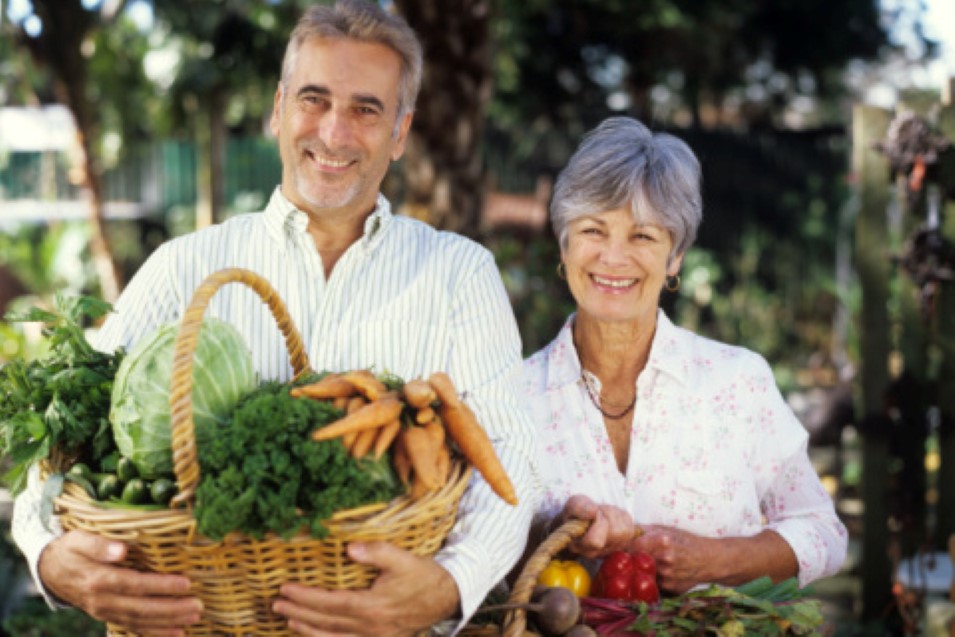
[281, 0, 423, 126]
[551, 117, 703, 260]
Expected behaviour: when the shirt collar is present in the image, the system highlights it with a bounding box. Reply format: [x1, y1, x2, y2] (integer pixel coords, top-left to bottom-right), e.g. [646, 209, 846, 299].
[262, 187, 394, 250]
[644, 309, 690, 386]
[545, 309, 690, 390]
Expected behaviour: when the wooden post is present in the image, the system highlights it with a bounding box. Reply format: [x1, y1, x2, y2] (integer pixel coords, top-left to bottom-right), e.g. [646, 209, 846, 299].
[853, 104, 894, 620]
[933, 99, 955, 545]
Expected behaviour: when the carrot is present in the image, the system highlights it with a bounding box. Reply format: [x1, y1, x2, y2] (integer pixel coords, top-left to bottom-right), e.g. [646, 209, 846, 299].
[438, 397, 518, 506]
[291, 374, 357, 400]
[311, 393, 403, 442]
[403, 379, 437, 409]
[341, 369, 387, 401]
[373, 419, 401, 459]
[392, 431, 412, 486]
[435, 444, 451, 485]
[403, 426, 440, 493]
[342, 395, 367, 449]
[333, 396, 349, 410]
[427, 372, 462, 408]
[415, 406, 436, 425]
[424, 418, 445, 447]
[350, 426, 378, 459]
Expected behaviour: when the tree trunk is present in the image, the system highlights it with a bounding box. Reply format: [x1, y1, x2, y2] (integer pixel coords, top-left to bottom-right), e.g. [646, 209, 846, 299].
[197, 86, 228, 229]
[392, 0, 492, 237]
[28, 0, 124, 302]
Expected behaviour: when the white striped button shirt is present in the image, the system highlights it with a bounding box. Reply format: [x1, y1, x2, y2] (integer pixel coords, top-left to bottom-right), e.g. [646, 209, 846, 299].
[13, 187, 541, 631]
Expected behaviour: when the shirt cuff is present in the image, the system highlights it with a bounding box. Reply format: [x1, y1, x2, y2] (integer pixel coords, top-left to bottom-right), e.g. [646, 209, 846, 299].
[766, 517, 845, 587]
[433, 534, 497, 634]
[11, 465, 69, 609]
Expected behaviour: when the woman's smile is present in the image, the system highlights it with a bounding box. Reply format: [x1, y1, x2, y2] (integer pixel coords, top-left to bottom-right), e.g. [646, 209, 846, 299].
[590, 274, 639, 291]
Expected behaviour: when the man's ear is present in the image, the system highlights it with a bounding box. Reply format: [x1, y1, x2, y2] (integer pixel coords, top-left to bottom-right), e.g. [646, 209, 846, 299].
[390, 111, 414, 161]
[269, 82, 283, 137]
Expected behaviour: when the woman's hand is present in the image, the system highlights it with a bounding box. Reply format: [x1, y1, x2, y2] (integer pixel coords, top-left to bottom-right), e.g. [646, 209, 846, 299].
[628, 525, 798, 594]
[559, 494, 637, 559]
[628, 524, 714, 594]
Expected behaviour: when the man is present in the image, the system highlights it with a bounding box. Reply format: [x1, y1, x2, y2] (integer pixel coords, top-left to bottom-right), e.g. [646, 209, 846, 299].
[11, 1, 540, 635]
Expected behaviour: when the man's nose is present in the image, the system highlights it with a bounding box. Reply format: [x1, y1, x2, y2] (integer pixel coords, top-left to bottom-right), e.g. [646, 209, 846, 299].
[319, 107, 353, 148]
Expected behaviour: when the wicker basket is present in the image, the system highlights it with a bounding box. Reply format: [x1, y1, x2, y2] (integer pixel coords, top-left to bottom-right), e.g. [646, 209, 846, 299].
[53, 268, 472, 636]
[461, 519, 590, 637]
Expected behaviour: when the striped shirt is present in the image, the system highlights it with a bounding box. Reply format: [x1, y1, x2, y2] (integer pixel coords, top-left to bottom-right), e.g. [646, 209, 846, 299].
[13, 187, 541, 631]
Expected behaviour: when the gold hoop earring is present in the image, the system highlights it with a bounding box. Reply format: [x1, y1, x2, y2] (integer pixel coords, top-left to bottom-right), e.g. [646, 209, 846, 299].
[665, 274, 681, 292]
[557, 262, 567, 280]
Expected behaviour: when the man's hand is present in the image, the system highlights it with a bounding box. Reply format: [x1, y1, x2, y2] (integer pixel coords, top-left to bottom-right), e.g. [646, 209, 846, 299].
[39, 530, 203, 636]
[560, 494, 636, 559]
[273, 542, 460, 636]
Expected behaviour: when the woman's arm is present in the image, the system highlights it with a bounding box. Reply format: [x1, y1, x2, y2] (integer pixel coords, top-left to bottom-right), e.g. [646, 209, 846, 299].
[629, 526, 798, 594]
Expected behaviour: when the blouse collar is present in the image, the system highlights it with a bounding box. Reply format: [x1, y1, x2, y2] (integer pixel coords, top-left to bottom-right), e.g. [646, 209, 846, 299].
[545, 309, 690, 390]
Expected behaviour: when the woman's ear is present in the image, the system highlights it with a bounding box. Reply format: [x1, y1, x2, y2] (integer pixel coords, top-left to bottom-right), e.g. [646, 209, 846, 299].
[667, 252, 685, 277]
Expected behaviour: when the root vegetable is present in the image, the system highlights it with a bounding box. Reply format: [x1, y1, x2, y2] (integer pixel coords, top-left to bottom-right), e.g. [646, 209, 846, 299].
[415, 406, 435, 425]
[350, 426, 378, 459]
[392, 433, 412, 486]
[532, 587, 581, 636]
[291, 374, 356, 400]
[311, 394, 402, 442]
[342, 369, 387, 401]
[402, 379, 437, 409]
[373, 420, 401, 459]
[429, 373, 517, 506]
[403, 426, 440, 492]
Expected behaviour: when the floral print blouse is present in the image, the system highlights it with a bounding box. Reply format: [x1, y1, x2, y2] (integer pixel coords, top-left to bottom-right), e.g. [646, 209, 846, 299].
[522, 310, 848, 586]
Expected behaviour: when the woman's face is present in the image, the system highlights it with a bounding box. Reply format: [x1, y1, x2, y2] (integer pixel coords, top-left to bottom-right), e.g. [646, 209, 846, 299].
[562, 206, 682, 325]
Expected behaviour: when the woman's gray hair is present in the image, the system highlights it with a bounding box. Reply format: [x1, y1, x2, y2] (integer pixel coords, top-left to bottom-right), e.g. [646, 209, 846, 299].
[551, 117, 702, 259]
[280, 0, 423, 130]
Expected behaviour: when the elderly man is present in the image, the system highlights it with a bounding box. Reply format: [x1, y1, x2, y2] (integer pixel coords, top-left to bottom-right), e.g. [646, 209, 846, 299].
[12, 1, 540, 635]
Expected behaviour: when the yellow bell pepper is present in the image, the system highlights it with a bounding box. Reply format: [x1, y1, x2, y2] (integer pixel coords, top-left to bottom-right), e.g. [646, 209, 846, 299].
[537, 559, 592, 597]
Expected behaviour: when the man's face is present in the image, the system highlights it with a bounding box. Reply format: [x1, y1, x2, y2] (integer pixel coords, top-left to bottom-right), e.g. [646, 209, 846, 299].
[270, 37, 412, 219]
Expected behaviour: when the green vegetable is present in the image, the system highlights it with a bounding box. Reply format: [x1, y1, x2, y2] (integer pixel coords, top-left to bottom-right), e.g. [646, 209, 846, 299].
[96, 474, 122, 500]
[121, 478, 148, 504]
[194, 377, 403, 540]
[116, 456, 138, 482]
[67, 462, 94, 482]
[578, 576, 825, 636]
[0, 295, 123, 495]
[110, 319, 255, 479]
[150, 477, 177, 505]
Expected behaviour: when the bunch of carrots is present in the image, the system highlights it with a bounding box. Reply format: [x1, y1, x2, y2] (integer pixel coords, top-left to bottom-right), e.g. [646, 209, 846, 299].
[290, 370, 517, 506]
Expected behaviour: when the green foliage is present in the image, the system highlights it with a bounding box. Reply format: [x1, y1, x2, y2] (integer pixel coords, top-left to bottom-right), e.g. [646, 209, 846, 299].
[195, 376, 403, 541]
[2, 597, 104, 637]
[0, 295, 123, 494]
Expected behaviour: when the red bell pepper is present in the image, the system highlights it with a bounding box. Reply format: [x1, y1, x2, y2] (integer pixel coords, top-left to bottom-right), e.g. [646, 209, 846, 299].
[591, 550, 660, 603]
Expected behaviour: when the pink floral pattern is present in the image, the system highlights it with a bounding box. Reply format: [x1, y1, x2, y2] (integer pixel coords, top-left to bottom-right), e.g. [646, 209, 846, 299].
[522, 311, 848, 586]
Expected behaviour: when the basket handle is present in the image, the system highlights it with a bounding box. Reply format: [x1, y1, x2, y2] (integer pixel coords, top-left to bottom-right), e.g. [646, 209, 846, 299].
[502, 518, 590, 637]
[168, 268, 311, 507]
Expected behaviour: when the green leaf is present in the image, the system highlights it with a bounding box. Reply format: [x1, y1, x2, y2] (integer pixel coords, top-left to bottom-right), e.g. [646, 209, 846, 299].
[4, 307, 59, 324]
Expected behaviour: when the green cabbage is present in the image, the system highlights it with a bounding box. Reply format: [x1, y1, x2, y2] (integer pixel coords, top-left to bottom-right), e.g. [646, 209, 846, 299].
[110, 319, 256, 478]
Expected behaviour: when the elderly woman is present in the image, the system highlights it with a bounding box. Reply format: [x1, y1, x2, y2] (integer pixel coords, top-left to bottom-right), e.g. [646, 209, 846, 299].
[522, 117, 847, 593]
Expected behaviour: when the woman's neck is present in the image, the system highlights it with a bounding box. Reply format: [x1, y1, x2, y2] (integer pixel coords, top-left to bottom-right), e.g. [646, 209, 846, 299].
[573, 311, 657, 383]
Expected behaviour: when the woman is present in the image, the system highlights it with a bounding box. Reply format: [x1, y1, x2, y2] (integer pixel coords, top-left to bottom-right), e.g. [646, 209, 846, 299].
[522, 117, 847, 593]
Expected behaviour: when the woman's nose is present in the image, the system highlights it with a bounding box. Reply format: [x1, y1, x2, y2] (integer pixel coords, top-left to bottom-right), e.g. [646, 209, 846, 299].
[598, 238, 630, 266]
